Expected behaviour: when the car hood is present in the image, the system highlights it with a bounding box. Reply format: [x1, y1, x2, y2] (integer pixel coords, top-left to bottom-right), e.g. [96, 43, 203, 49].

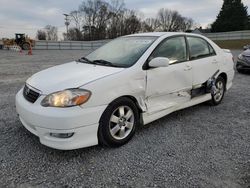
[242, 49, 250, 56]
[26, 61, 124, 94]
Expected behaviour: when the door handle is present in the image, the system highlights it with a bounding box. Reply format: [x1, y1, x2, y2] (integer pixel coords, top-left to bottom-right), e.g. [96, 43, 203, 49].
[212, 59, 218, 64]
[184, 65, 192, 71]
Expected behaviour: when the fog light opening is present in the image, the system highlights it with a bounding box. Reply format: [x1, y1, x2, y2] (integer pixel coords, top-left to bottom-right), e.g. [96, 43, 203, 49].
[50, 132, 74, 138]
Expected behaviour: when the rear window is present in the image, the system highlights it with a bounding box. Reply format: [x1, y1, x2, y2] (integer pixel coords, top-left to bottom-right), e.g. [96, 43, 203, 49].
[187, 37, 215, 60]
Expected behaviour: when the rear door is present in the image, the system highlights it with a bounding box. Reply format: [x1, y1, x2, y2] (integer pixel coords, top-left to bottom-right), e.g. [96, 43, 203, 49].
[187, 36, 219, 87]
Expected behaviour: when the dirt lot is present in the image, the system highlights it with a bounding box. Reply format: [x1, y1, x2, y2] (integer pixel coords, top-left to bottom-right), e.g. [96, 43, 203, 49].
[214, 39, 250, 50]
[0, 50, 249, 188]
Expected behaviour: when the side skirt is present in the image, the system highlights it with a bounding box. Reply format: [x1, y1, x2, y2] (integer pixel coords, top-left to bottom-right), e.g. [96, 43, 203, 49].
[142, 93, 211, 125]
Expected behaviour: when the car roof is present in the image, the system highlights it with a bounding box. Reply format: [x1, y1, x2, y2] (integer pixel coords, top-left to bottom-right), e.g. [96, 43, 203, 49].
[126, 32, 204, 38]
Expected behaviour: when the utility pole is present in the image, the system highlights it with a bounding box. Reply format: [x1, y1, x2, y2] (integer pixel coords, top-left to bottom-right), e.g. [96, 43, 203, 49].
[63, 14, 70, 40]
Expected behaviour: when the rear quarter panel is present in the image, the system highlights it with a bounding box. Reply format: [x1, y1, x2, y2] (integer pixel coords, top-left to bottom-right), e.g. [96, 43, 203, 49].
[220, 49, 235, 89]
[204, 36, 235, 87]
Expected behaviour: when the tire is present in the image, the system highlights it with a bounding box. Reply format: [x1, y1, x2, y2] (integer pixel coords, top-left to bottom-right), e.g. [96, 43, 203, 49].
[22, 42, 30, 50]
[236, 63, 245, 74]
[236, 68, 244, 74]
[98, 97, 139, 147]
[209, 76, 226, 106]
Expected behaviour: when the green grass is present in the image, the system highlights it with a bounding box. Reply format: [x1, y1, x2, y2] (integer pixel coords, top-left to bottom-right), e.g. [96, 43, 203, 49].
[213, 39, 250, 50]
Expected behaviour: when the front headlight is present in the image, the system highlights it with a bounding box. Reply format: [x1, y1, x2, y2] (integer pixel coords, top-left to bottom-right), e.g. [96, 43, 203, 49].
[41, 89, 91, 107]
[238, 54, 244, 61]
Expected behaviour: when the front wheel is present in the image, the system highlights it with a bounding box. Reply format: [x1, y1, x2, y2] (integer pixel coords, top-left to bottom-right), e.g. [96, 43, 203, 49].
[98, 97, 139, 147]
[22, 42, 30, 50]
[209, 76, 226, 106]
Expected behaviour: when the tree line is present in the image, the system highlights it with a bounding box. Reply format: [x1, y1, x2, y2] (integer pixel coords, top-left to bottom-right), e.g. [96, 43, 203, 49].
[211, 0, 250, 32]
[37, 0, 194, 41]
[36, 0, 250, 41]
[36, 25, 58, 41]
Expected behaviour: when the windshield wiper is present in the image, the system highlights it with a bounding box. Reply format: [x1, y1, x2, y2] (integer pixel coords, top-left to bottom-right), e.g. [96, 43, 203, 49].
[77, 57, 93, 64]
[92, 59, 120, 67]
[77, 58, 121, 67]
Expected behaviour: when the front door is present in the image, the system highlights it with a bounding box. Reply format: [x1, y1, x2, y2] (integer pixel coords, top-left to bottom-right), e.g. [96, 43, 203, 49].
[145, 36, 192, 114]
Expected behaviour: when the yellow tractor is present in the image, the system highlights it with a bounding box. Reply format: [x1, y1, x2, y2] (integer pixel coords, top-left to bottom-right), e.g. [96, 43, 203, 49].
[3, 33, 35, 50]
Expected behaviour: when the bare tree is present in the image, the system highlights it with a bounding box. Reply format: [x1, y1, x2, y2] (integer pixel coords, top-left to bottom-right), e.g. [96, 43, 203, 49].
[36, 30, 46, 40]
[157, 8, 177, 31]
[63, 27, 83, 41]
[70, 10, 84, 30]
[107, 0, 125, 38]
[44, 25, 58, 41]
[95, 2, 111, 39]
[122, 10, 141, 35]
[157, 8, 193, 32]
[79, 0, 111, 40]
[77, 0, 143, 40]
[68, 0, 195, 40]
[180, 18, 194, 31]
[141, 18, 160, 32]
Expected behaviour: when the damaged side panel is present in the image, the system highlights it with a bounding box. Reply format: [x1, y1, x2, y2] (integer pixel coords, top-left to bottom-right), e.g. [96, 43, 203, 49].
[81, 70, 147, 112]
[145, 62, 192, 115]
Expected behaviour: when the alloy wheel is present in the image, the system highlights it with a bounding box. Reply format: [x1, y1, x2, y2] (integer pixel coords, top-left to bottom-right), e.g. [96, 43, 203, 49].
[109, 106, 135, 140]
[214, 80, 225, 102]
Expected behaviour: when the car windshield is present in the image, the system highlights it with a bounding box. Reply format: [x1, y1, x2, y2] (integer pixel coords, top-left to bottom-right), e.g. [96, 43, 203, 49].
[85, 36, 157, 68]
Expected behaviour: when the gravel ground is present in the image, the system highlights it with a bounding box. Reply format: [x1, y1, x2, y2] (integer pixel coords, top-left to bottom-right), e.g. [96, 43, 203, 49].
[0, 49, 249, 188]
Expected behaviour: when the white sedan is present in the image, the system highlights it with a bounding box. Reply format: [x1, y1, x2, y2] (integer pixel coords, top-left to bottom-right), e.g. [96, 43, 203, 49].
[16, 32, 235, 150]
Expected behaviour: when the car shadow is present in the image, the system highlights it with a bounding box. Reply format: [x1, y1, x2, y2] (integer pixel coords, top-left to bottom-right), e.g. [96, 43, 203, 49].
[237, 70, 250, 75]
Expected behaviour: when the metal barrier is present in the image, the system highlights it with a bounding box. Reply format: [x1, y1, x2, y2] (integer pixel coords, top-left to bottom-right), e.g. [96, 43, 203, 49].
[31, 30, 250, 49]
[1, 30, 250, 50]
[33, 40, 110, 50]
[204, 30, 250, 41]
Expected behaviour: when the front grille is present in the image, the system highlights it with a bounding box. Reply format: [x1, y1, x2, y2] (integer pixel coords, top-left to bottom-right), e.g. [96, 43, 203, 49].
[244, 56, 250, 64]
[23, 84, 40, 103]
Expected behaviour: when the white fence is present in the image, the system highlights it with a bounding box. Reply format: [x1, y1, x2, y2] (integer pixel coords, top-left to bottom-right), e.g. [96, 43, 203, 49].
[204, 30, 250, 41]
[33, 40, 110, 50]
[1, 30, 250, 50]
[32, 30, 250, 49]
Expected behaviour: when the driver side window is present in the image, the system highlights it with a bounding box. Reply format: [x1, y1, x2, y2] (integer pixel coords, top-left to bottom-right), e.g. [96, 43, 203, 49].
[150, 36, 187, 64]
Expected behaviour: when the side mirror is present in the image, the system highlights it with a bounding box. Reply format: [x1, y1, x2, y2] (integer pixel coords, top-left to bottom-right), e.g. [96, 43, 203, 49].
[148, 57, 170, 68]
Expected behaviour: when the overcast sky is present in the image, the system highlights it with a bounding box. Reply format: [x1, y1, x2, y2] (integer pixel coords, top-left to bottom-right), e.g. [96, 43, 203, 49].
[0, 0, 250, 39]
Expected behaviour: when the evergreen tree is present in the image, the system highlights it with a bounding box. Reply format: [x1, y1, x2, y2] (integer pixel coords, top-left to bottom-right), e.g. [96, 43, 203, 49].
[211, 0, 249, 32]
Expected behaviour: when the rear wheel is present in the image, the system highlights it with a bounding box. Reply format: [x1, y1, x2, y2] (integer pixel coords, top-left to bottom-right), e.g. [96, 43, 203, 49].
[209, 76, 226, 106]
[98, 97, 139, 147]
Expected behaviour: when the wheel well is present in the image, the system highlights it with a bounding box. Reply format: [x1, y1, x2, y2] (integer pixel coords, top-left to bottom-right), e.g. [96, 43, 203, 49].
[102, 95, 143, 116]
[120, 95, 144, 126]
[104, 96, 144, 126]
[218, 72, 227, 85]
[119, 95, 143, 113]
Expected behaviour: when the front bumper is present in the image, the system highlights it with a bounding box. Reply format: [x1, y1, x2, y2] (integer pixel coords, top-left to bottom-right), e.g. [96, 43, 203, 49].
[16, 88, 107, 150]
[236, 60, 250, 70]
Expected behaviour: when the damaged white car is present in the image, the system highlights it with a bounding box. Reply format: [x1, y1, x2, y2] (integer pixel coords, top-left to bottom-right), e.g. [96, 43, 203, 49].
[16, 32, 235, 150]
